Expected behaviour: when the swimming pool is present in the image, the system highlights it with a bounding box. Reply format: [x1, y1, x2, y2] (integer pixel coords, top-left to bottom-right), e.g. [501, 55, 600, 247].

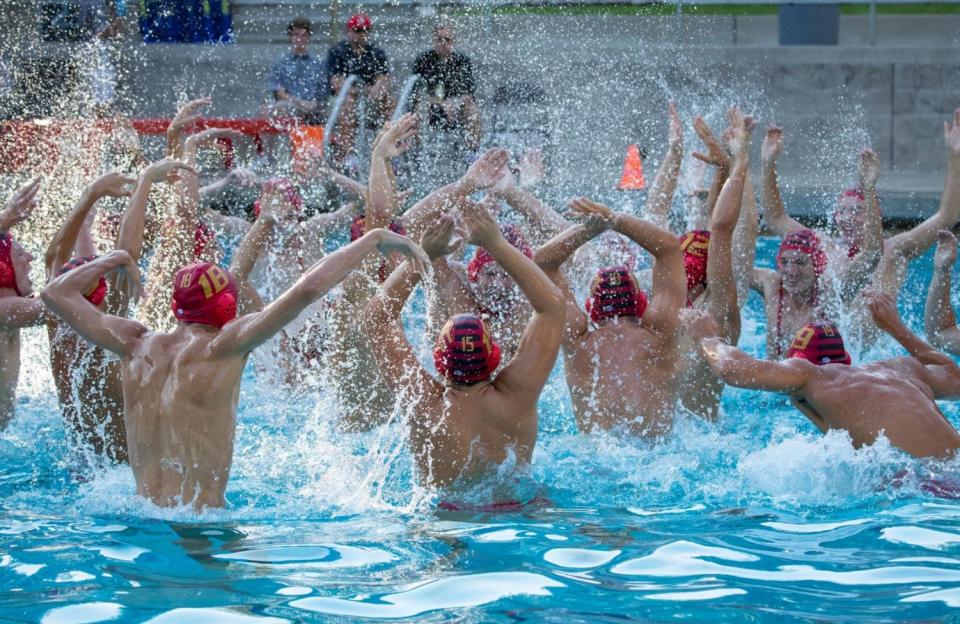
[4, 235, 960, 622]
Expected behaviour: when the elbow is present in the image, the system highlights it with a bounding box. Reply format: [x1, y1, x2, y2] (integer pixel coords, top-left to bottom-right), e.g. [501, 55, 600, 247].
[540, 284, 565, 318]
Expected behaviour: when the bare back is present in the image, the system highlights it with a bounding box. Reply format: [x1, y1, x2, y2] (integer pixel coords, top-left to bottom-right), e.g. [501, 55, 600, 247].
[794, 358, 960, 459]
[47, 319, 126, 461]
[120, 325, 248, 509]
[409, 382, 539, 488]
[564, 320, 681, 436]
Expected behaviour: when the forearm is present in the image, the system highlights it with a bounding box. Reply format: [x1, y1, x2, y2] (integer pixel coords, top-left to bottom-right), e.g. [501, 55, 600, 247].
[368, 259, 421, 322]
[486, 238, 560, 314]
[704, 164, 730, 219]
[45, 189, 100, 273]
[882, 316, 952, 366]
[402, 177, 475, 240]
[116, 176, 155, 260]
[297, 231, 384, 300]
[326, 168, 367, 199]
[645, 143, 682, 229]
[926, 266, 957, 339]
[229, 217, 274, 282]
[498, 186, 569, 238]
[367, 153, 397, 226]
[533, 224, 597, 272]
[614, 214, 678, 260]
[761, 161, 800, 236]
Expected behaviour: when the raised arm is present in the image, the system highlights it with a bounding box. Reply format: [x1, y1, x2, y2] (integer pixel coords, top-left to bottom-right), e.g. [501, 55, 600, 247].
[760, 125, 806, 237]
[575, 199, 685, 337]
[883, 109, 960, 264]
[866, 289, 953, 366]
[925, 230, 960, 354]
[457, 201, 564, 397]
[489, 169, 570, 242]
[165, 97, 211, 159]
[418, 215, 475, 331]
[700, 336, 810, 392]
[41, 250, 147, 357]
[211, 229, 428, 357]
[367, 113, 418, 228]
[46, 173, 135, 277]
[836, 149, 884, 301]
[116, 159, 194, 264]
[401, 148, 509, 241]
[533, 215, 612, 275]
[644, 102, 683, 230]
[706, 108, 751, 343]
[690, 115, 730, 222]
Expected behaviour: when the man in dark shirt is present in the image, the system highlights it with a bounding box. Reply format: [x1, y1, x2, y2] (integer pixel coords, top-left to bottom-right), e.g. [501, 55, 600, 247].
[325, 13, 394, 169]
[267, 17, 326, 121]
[413, 24, 481, 151]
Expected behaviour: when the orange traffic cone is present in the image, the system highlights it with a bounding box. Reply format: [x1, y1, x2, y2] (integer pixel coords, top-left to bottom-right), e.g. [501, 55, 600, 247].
[618, 144, 646, 190]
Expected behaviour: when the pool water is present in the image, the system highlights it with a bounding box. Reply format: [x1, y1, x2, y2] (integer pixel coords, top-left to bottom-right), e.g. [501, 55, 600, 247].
[4, 236, 960, 623]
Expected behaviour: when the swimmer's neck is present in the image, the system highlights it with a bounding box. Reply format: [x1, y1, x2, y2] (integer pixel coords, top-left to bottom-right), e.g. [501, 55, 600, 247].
[444, 379, 492, 392]
[595, 316, 641, 329]
[174, 321, 221, 335]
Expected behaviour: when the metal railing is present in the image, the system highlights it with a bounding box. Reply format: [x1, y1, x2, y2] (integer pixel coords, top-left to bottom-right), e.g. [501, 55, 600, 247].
[391, 74, 422, 124]
[321, 73, 358, 164]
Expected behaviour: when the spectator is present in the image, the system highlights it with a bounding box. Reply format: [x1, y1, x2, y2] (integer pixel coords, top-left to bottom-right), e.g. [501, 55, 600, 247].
[266, 17, 327, 121]
[413, 23, 481, 152]
[325, 13, 394, 170]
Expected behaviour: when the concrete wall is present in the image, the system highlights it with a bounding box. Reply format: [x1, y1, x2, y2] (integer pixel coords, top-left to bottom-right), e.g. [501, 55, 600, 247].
[1, 5, 959, 206]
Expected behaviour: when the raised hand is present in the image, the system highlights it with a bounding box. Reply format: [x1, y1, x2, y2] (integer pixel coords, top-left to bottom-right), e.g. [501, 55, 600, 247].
[568, 197, 617, 222]
[724, 107, 754, 160]
[168, 97, 211, 136]
[462, 148, 509, 190]
[944, 107, 960, 158]
[420, 214, 462, 260]
[691, 116, 730, 169]
[0, 176, 41, 229]
[935, 230, 958, 271]
[142, 158, 197, 184]
[373, 229, 430, 274]
[90, 172, 136, 198]
[761, 124, 784, 164]
[457, 198, 504, 248]
[184, 128, 244, 154]
[372, 113, 418, 159]
[858, 148, 881, 190]
[865, 289, 903, 333]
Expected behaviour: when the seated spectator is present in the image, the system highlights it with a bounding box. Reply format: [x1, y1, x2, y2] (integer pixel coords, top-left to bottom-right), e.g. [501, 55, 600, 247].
[325, 13, 394, 171]
[267, 17, 327, 122]
[413, 23, 481, 152]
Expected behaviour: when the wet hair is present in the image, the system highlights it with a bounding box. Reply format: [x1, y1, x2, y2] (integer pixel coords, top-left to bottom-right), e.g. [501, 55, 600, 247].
[287, 17, 312, 35]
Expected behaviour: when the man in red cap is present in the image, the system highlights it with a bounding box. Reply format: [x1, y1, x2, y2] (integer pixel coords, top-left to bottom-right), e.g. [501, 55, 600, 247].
[698, 291, 960, 460]
[325, 12, 394, 170]
[364, 204, 564, 493]
[42, 227, 428, 511]
[532, 198, 686, 437]
[0, 177, 47, 429]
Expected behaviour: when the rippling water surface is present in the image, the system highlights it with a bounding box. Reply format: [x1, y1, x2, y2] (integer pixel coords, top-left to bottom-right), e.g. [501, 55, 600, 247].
[4, 237, 960, 622]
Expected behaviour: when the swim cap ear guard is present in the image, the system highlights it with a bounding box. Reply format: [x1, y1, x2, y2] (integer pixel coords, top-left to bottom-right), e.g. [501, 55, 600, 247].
[433, 314, 502, 385]
[57, 256, 108, 306]
[171, 262, 238, 328]
[0, 233, 21, 296]
[585, 267, 648, 323]
[786, 321, 852, 366]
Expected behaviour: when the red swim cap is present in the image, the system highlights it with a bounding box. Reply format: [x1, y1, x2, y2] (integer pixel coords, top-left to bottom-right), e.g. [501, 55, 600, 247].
[0, 233, 21, 296]
[57, 256, 108, 306]
[347, 12, 372, 31]
[585, 266, 648, 324]
[466, 224, 533, 282]
[433, 314, 502, 385]
[171, 262, 238, 328]
[786, 321, 852, 365]
[776, 229, 827, 277]
[679, 230, 710, 300]
[253, 178, 304, 219]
